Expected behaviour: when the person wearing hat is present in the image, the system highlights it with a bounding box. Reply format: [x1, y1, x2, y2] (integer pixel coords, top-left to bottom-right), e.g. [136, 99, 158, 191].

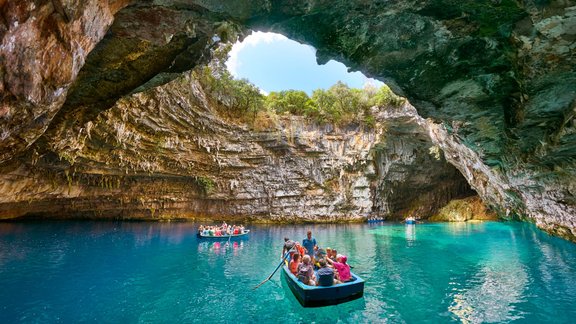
[326, 254, 351, 282]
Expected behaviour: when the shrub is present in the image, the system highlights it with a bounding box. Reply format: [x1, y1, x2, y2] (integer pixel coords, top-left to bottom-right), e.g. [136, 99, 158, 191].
[196, 176, 215, 195]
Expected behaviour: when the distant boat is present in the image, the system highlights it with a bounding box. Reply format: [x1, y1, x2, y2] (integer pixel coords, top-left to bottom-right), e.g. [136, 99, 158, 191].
[405, 218, 416, 225]
[281, 264, 365, 307]
[197, 230, 250, 239]
[367, 218, 384, 223]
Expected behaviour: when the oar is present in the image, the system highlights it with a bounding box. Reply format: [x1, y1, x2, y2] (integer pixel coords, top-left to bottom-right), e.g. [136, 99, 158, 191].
[253, 250, 292, 290]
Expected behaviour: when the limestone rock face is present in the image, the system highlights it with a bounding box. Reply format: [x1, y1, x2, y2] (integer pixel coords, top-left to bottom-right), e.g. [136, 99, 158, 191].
[0, 1, 575, 240]
[370, 105, 475, 220]
[190, 0, 576, 239]
[0, 72, 472, 221]
[430, 196, 498, 222]
[0, 0, 131, 163]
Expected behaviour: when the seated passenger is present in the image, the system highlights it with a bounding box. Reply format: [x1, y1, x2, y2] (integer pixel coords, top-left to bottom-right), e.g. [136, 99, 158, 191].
[316, 259, 341, 286]
[297, 255, 316, 286]
[327, 254, 351, 282]
[329, 249, 338, 262]
[314, 249, 326, 269]
[289, 253, 301, 275]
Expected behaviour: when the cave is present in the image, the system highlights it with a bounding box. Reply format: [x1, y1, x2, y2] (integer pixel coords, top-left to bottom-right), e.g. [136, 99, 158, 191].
[0, 1, 574, 241]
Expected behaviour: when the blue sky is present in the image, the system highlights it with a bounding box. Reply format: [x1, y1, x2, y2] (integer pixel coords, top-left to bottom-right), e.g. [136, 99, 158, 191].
[226, 32, 384, 95]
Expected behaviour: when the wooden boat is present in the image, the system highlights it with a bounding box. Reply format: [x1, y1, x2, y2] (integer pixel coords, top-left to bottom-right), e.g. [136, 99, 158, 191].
[405, 219, 416, 225]
[281, 263, 365, 307]
[197, 230, 250, 239]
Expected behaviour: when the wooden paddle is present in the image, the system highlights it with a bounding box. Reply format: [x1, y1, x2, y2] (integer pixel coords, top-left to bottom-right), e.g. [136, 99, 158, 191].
[253, 249, 292, 290]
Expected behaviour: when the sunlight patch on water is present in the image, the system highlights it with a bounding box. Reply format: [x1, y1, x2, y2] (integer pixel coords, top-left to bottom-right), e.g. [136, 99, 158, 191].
[448, 233, 529, 323]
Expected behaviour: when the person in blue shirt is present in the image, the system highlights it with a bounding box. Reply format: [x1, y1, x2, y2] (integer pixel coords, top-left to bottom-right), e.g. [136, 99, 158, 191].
[302, 230, 317, 263]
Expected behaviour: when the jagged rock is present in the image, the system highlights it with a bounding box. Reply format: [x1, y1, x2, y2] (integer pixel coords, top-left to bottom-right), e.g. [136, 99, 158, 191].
[0, 0, 131, 163]
[370, 105, 475, 220]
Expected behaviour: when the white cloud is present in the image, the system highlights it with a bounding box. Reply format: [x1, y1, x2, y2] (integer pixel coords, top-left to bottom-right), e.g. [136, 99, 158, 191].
[226, 32, 289, 77]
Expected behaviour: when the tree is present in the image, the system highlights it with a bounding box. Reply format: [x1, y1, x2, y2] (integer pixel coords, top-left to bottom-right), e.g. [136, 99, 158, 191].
[266, 90, 316, 116]
[370, 85, 404, 107]
[194, 44, 265, 118]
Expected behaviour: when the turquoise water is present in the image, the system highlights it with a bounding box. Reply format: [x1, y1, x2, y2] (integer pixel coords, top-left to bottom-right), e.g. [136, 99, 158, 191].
[0, 221, 575, 323]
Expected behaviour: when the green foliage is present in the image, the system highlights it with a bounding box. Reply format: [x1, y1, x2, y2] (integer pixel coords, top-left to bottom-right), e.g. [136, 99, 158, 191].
[265, 90, 318, 116]
[363, 115, 376, 129]
[429, 145, 442, 161]
[196, 43, 406, 127]
[195, 176, 215, 195]
[370, 85, 405, 107]
[265, 82, 404, 126]
[194, 44, 265, 119]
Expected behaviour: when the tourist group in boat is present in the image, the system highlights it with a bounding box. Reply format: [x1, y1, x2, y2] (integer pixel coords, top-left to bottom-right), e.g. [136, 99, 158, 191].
[283, 230, 352, 287]
[197, 222, 246, 237]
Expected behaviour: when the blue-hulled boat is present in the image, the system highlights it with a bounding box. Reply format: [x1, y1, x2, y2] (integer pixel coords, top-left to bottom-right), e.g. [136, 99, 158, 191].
[281, 264, 365, 307]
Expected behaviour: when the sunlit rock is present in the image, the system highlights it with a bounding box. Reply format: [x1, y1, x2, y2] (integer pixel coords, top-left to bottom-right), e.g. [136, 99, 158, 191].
[430, 196, 498, 222]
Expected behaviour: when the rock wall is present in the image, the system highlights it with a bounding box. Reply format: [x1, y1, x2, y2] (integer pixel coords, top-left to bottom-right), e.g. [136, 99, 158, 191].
[0, 0, 131, 163]
[370, 105, 475, 220]
[0, 71, 472, 221]
[196, 0, 576, 239]
[429, 196, 498, 222]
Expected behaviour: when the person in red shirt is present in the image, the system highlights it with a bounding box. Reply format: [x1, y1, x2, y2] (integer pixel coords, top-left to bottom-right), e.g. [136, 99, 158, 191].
[289, 253, 301, 275]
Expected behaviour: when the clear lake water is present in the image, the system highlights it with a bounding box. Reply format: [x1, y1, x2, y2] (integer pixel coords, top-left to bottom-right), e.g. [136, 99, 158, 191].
[0, 221, 575, 323]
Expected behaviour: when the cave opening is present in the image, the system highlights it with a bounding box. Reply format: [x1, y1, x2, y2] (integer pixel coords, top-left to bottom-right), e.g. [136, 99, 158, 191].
[214, 31, 482, 221]
[225, 31, 383, 94]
